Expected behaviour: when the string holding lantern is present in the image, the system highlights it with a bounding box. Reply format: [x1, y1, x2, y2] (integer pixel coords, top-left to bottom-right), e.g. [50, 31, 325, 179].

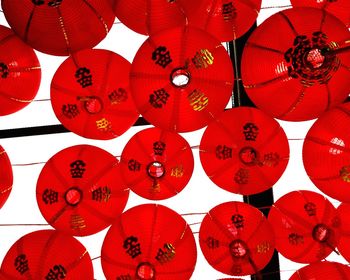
[289, 261, 350, 279]
[1, 0, 115, 56]
[267, 190, 340, 263]
[51, 48, 139, 140]
[0, 25, 41, 116]
[120, 127, 194, 200]
[0, 229, 94, 279]
[130, 25, 234, 132]
[101, 203, 197, 280]
[0, 145, 13, 209]
[241, 7, 350, 121]
[36, 144, 129, 236]
[199, 106, 289, 195]
[199, 201, 275, 277]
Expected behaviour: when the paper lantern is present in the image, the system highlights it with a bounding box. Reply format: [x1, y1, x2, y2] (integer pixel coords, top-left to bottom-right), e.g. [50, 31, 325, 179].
[0, 145, 13, 209]
[289, 261, 350, 280]
[268, 190, 339, 263]
[241, 7, 350, 121]
[0, 25, 41, 116]
[112, 0, 186, 35]
[1, 0, 115, 56]
[336, 203, 350, 262]
[199, 201, 275, 277]
[130, 26, 234, 132]
[0, 230, 94, 279]
[36, 144, 129, 236]
[178, 0, 262, 41]
[199, 107, 289, 195]
[51, 48, 139, 140]
[120, 127, 194, 200]
[101, 203, 197, 280]
[303, 102, 350, 202]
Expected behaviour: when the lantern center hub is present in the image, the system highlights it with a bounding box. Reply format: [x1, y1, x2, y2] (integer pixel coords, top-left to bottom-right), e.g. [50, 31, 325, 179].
[170, 67, 190, 88]
[79, 96, 103, 114]
[136, 262, 155, 280]
[239, 146, 259, 166]
[65, 187, 82, 206]
[305, 48, 325, 69]
[312, 223, 331, 243]
[229, 239, 249, 258]
[147, 161, 165, 179]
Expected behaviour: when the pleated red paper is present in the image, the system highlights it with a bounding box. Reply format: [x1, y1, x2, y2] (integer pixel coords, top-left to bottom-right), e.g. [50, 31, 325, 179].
[291, 0, 350, 27]
[1, 0, 115, 56]
[179, 0, 262, 41]
[289, 261, 350, 280]
[130, 26, 234, 132]
[336, 203, 350, 262]
[0, 145, 13, 209]
[199, 201, 275, 276]
[199, 107, 289, 195]
[36, 144, 129, 236]
[120, 127, 194, 200]
[51, 48, 139, 140]
[0, 25, 41, 116]
[241, 7, 350, 121]
[303, 102, 350, 202]
[101, 204, 197, 280]
[268, 190, 339, 263]
[113, 0, 186, 35]
[0, 230, 94, 279]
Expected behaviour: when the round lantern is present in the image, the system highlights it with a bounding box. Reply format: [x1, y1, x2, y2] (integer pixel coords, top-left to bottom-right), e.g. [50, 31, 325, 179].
[289, 261, 350, 280]
[241, 7, 350, 121]
[0, 145, 13, 209]
[130, 25, 234, 132]
[36, 144, 129, 236]
[178, 0, 262, 41]
[199, 201, 275, 277]
[336, 203, 350, 262]
[120, 127, 194, 200]
[303, 102, 350, 202]
[0, 230, 94, 279]
[113, 0, 187, 35]
[51, 48, 139, 140]
[199, 107, 289, 195]
[268, 190, 340, 263]
[101, 203, 197, 280]
[0, 25, 41, 116]
[1, 0, 115, 56]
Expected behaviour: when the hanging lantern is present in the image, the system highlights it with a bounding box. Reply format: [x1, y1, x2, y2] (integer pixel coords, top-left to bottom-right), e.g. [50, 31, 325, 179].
[303, 102, 350, 202]
[101, 203, 197, 280]
[289, 261, 350, 279]
[178, 0, 262, 42]
[241, 7, 350, 121]
[36, 144, 129, 236]
[336, 203, 350, 262]
[51, 48, 139, 140]
[112, 0, 187, 36]
[120, 127, 194, 200]
[199, 201, 275, 277]
[1, 0, 115, 56]
[130, 26, 234, 132]
[267, 190, 340, 263]
[0, 25, 41, 116]
[0, 145, 13, 209]
[199, 107, 289, 195]
[290, 0, 350, 28]
[0, 230, 94, 279]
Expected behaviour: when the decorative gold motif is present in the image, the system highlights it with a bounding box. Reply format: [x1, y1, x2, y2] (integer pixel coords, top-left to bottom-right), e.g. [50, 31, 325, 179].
[155, 243, 176, 264]
[340, 165, 350, 182]
[170, 165, 184, 178]
[150, 180, 161, 193]
[96, 118, 112, 132]
[256, 241, 271, 254]
[192, 49, 214, 69]
[70, 214, 86, 230]
[187, 89, 209, 111]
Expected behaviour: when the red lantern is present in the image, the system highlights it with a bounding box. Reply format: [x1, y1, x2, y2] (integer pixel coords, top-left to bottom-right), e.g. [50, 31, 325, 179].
[241, 7, 350, 121]
[51, 48, 139, 140]
[303, 102, 350, 202]
[199, 107, 289, 195]
[101, 203, 197, 280]
[130, 26, 234, 132]
[0, 230, 94, 279]
[268, 190, 339, 263]
[0, 145, 13, 209]
[1, 0, 115, 56]
[36, 144, 129, 236]
[289, 261, 350, 279]
[120, 127, 194, 200]
[178, 0, 262, 41]
[291, 0, 350, 28]
[112, 0, 187, 35]
[336, 203, 350, 262]
[0, 25, 41, 116]
[199, 201, 275, 277]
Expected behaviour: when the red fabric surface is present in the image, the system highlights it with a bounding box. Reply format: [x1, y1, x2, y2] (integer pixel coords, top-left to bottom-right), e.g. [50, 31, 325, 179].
[0, 145, 13, 209]
[289, 261, 350, 279]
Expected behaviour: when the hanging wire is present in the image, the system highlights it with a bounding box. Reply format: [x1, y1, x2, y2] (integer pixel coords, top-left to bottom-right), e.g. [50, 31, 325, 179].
[261, 4, 292, 9]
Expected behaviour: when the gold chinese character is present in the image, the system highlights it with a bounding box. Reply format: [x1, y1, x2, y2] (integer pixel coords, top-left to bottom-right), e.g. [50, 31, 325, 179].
[187, 89, 209, 112]
[170, 165, 184, 178]
[256, 241, 271, 254]
[96, 118, 112, 132]
[70, 214, 86, 230]
[150, 181, 161, 193]
[192, 49, 214, 69]
[340, 165, 350, 182]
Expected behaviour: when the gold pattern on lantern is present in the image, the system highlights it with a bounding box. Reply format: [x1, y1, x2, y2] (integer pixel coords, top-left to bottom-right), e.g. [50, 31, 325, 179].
[188, 89, 209, 111]
[192, 49, 214, 69]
